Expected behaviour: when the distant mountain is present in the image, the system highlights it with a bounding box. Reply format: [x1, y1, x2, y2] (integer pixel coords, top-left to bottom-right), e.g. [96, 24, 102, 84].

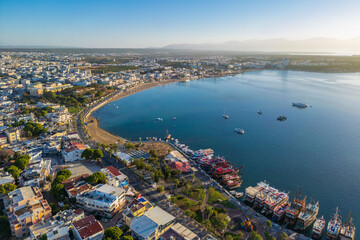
[164, 38, 360, 53]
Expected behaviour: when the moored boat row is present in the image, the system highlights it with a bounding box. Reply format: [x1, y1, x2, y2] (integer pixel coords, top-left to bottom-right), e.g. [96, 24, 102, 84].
[191, 148, 243, 190]
[244, 182, 356, 239]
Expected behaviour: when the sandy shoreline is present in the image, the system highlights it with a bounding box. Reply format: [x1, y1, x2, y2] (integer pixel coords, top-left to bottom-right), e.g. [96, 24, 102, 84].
[85, 70, 247, 145]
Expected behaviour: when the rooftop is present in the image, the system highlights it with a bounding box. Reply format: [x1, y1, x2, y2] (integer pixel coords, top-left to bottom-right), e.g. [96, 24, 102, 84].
[144, 206, 175, 226]
[131, 214, 158, 239]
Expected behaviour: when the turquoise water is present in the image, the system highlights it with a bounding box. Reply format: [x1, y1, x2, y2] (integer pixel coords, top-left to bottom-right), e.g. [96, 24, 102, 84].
[94, 70, 360, 232]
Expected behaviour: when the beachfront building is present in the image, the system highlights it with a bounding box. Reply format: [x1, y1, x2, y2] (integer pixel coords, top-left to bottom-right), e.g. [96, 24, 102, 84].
[101, 166, 129, 187]
[72, 215, 104, 240]
[61, 142, 87, 162]
[76, 184, 126, 217]
[4, 186, 51, 238]
[130, 206, 175, 240]
[123, 196, 153, 226]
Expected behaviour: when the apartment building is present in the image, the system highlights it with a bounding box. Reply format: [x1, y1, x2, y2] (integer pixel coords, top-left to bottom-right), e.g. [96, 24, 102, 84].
[5, 186, 51, 238]
[76, 184, 126, 217]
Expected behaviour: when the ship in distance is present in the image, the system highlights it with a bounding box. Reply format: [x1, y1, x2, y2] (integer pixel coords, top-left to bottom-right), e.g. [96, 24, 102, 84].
[312, 216, 326, 239]
[234, 128, 245, 134]
[277, 115, 287, 121]
[326, 207, 342, 240]
[339, 212, 356, 240]
[222, 114, 229, 119]
[292, 102, 308, 108]
[295, 201, 319, 230]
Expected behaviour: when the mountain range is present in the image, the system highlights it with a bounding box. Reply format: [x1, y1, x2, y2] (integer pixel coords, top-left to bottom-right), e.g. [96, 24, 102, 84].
[164, 38, 360, 53]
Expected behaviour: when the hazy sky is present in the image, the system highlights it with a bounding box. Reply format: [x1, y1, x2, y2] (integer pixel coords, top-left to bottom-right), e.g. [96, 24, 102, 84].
[1, 0, 360, 48]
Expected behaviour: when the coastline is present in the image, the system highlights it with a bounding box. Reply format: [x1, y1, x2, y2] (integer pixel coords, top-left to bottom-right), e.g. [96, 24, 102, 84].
[85, 69, 249, 145]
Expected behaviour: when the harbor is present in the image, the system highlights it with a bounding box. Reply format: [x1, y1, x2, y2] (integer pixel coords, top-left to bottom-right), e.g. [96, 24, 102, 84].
[93, 70, 360, 238]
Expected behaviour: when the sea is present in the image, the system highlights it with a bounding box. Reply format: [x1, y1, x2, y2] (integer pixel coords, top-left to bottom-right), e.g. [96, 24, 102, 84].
[93, 70, 360, 235]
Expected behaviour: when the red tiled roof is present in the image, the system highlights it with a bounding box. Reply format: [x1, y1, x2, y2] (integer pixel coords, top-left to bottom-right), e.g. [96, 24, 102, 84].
[105, 166, 121, 176]
[168, 161, 191, 172]
[77, 221, 103, 239]
[73, 215, 97, 230]
[65, 142, 87, 153]
[74, 208, 84, 215]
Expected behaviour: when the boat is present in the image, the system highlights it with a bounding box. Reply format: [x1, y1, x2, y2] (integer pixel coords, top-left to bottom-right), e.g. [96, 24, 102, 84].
[277, 115, 287, 121]
[326, 207, 342, 240]
[234, 128, 245, 134]
[339, 212, 356, 240]
[157, 118, 163, 121]
[173, 117, 176, 120]
[272, 202, 291, 222]
[258, 110, 262, 115]
[244, 181, 269, 203]
[116, 106, 119, 108]
[292, 102, 308, 108]
[230, 191, 244, 198]
[284, 195, 307, 225]
[295, 201, 319, 230]
[222, 114, 229, 119]
[262, 191, 289, 215]
[312, 216, 326, 239]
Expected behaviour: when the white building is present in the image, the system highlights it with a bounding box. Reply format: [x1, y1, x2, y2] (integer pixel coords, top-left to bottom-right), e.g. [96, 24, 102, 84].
[76, 184, 126, 217]
[61, 142, 87, 162]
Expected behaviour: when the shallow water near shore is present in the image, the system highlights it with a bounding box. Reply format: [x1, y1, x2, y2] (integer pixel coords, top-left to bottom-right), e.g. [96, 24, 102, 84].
[93, 70, 360, 233]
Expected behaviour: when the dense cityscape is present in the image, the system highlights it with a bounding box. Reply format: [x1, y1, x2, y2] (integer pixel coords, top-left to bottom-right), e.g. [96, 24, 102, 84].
[0, 49, 357, 240]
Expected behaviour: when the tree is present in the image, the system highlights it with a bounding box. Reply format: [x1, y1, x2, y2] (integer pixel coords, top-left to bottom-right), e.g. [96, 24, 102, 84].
[265, 220, 272, 230]
[39, 234, 47, 240]
[104, 226, 123, 240]
[0, 183, 17, 195]
[121, 236, 133, 240]
[81, 148, 94, 160]
[225, 234, 233, 240]
[6, 165, 21, 179]
[280, 232, 288, 240]
[124, 142, 135, 150]
[14, 155, 30, 170]
[56, 169, 71, 179]
[210, 213, 229, 233]
[157, 185, 164, 193]
[251, 231, 263, 240]
[87, 172, 107, 184]
[174, 179, 180, 188]
[0, 216, 11, 239]
[93, 149, 103, 159]
[202, 219, 211, 229]
[49, 203, 59, 215]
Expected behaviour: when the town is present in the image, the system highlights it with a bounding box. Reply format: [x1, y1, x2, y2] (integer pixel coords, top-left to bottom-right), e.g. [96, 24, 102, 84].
[0, 49, 357, 240]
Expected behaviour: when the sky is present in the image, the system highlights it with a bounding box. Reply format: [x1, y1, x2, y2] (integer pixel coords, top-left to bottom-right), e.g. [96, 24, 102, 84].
[1, 0, 360, 48]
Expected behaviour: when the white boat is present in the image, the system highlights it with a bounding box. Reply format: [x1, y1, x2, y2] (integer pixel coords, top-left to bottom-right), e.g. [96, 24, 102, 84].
[173, 117, 176, 120]
[234, 128, 244, 134]
[230, 190, 244, 198]
[222, 114, 229, 119]
[157, 118, 163, 121]
[292, 102, 308, 108]
[258, 110, 262, 115]
[326, 207, 342, 240]
[312, 216, 326, 239]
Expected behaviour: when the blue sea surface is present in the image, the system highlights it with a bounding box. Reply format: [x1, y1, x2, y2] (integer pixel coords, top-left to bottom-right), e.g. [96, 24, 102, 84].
[93, 70, 360, 233]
